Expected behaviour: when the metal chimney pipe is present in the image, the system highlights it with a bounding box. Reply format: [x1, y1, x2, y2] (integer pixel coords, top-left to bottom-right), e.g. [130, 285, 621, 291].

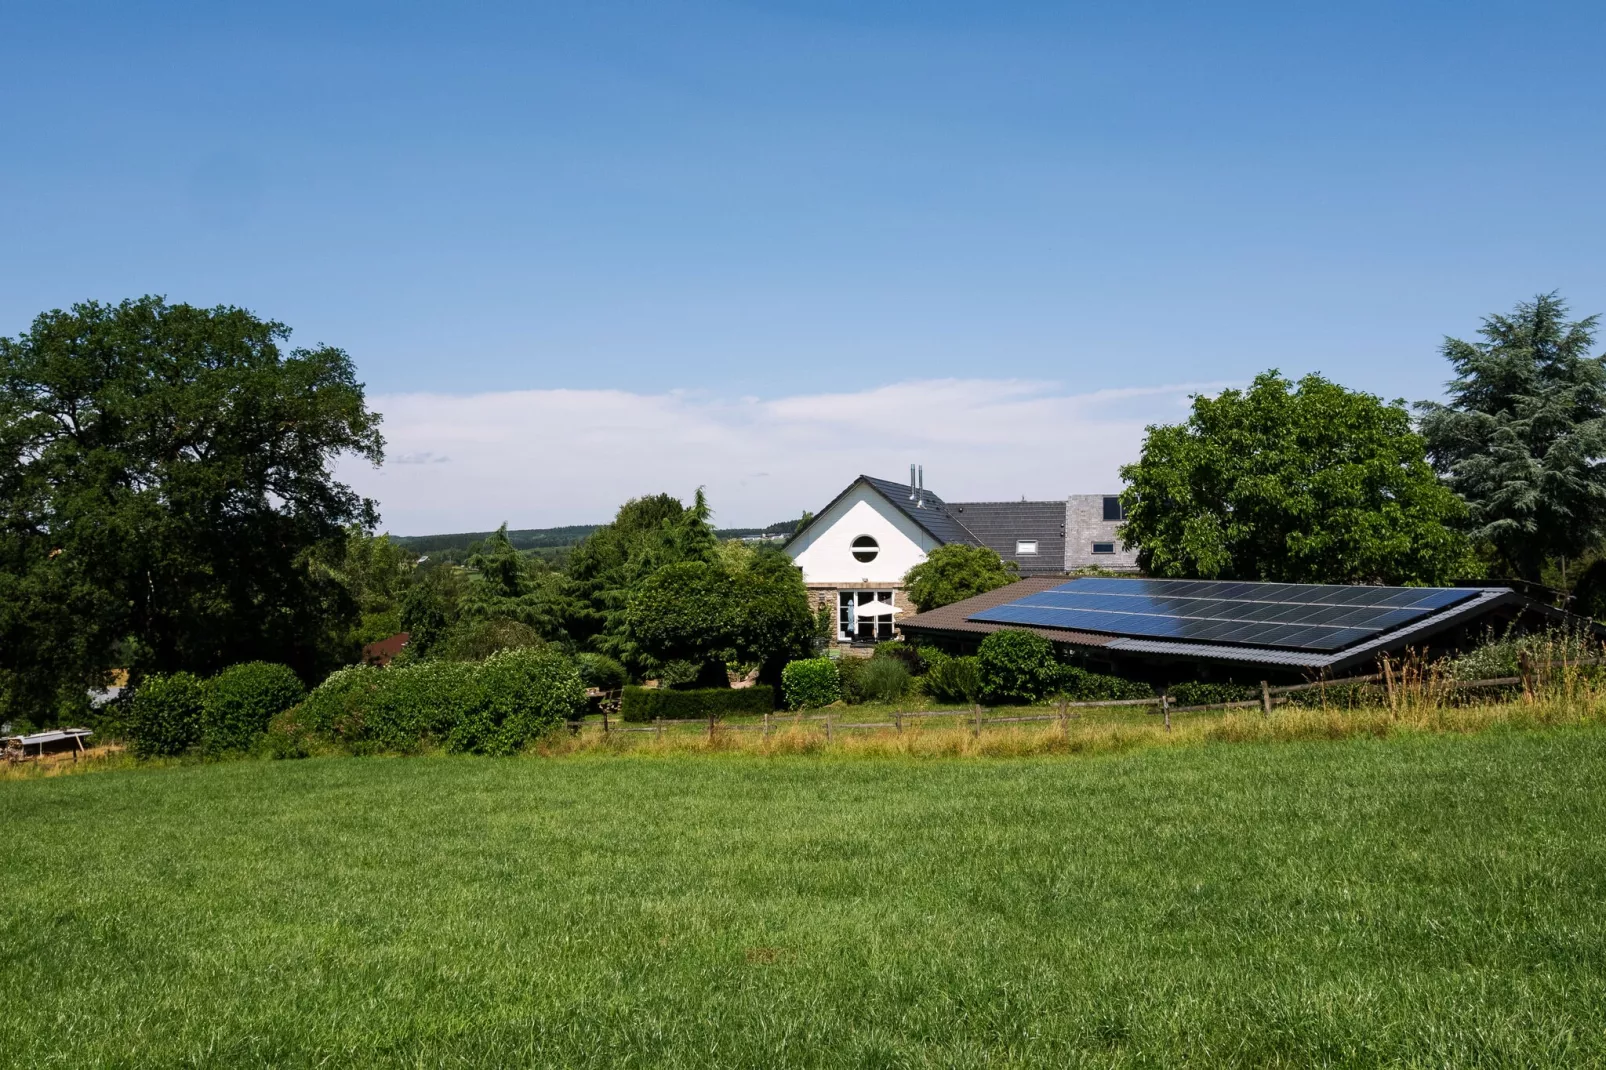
[910, 464, 917, 500]
[917, 465, 924, 507]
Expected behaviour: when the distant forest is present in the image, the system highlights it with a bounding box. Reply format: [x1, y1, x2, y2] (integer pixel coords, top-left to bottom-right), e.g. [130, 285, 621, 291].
[392, 519, 801, 559]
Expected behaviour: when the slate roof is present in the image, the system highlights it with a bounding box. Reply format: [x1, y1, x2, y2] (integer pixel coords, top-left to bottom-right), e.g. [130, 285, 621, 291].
[785, 474, 981, 549]
[945, 500, 1066, 575]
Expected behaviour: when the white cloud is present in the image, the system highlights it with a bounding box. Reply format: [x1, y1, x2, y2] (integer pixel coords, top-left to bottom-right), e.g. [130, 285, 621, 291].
[339, 378, 1220, 535]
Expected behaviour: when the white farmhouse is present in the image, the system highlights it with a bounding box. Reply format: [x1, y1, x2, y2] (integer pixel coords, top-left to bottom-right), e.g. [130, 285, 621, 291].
[787, 469, 1137, 651]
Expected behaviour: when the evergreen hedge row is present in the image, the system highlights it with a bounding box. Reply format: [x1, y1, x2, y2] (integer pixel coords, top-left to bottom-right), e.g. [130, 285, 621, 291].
[283, 648, 585, 755]
[619, 685, 775, 722]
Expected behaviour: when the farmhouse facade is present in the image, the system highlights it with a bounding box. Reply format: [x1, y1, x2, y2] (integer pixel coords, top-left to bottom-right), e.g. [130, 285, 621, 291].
[786, 470, 1136, 650]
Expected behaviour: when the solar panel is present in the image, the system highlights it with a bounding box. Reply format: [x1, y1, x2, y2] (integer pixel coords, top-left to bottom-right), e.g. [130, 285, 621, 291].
[968, 578, 1478, 652]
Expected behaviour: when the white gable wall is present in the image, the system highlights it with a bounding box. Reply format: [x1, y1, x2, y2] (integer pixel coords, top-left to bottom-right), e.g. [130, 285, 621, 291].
[788, 483, 940, 585]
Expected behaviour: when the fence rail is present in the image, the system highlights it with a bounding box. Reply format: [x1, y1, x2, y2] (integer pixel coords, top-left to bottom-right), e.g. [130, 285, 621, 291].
[590, 654, 1599, 740]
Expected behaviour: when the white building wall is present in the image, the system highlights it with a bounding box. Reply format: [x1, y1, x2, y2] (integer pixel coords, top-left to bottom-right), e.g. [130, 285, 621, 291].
[788, 485, 940, 586]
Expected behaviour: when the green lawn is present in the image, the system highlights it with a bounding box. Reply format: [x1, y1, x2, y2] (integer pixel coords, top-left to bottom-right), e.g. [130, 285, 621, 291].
[4, 728, 1606, 1067]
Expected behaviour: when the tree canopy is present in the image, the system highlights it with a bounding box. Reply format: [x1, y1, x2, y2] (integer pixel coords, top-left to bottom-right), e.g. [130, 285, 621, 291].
[0, 297, 383, 720]
[901, 543, 1018, 612]
[1416, 293, 1606, 582]
[1119, 371, 1474, 585]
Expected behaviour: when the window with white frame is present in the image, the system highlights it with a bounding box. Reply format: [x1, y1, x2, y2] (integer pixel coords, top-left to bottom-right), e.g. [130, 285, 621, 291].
[851, 535, 879, 563]
[839, 590, 896, 642]
[1016, 540, 1038, 555]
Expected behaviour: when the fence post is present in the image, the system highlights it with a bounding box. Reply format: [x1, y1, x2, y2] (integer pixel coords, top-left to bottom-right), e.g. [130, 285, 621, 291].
[973, 703, 982, 737]
[1162, 693, 1171, 733]
[895, 708, 903, 734]
[655, 715, 663, 741]
[763, 711, 771, 739]
[1259, 680, 1271, 720]
[1519, 652, 1533, 703]
[1382, 657, 1397, 714]
[708, 709, 716, 741]
[825, 711, 832, 744]
[602, 700, 610, 735]
[1059, 692, 1069, 733]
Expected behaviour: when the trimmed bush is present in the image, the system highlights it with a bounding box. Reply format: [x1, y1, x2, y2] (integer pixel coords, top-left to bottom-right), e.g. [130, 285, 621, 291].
[620, 685, 775, 722]
[576, 652, 628, 692]
[1055, 664, 1154, 702]
[129, 672, 207, 757]
[978, 629, 1059, 703]
[873, 641, 927, 674]
[858, 657, 910, 702]
[202, 662, 305, 754]
[782, 658, 840, 710]
[924, 655, 982, 704]
[292, 650, 585, 755]
[1169, 681, 1258, 707]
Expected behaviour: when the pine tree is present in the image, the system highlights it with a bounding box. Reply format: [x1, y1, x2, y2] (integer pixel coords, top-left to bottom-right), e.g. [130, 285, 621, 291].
[1417, 293, 1606, 581]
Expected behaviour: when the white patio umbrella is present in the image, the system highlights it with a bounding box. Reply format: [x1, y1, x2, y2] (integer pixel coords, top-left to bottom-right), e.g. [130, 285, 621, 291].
[853, 601, 903, 617]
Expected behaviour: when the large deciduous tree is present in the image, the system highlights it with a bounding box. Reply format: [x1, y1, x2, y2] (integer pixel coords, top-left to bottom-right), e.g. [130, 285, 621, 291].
[0, 297, 383, 720]
[1416, 293, 1606, 582]
[1119, 371, 1473, 585]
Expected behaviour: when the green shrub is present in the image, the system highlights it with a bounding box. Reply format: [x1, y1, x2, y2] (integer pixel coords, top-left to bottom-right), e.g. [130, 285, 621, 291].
[129, 672, 207, 758]
[978, 629, 1059, 703]
[619, 685, 776, 722]
[202, 662, 305, 754]
[924, 655, 982, 704]
[836, 656, 869, 704]
[1169, 681, 1258, 707]
[1054, 664, 1154, 702]
[447, 648, 588, 755]
[293, 651, 585, 755]
[858, 657, 910, 702]
[575, 652, 628, 692]
[437, 618, 547, 661]
[873, 641, 927, 674]
[781, 658, 839, 710]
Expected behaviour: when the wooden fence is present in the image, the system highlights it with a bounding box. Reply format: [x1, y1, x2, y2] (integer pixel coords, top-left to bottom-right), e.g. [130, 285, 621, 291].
[591, 652, 1601, 741]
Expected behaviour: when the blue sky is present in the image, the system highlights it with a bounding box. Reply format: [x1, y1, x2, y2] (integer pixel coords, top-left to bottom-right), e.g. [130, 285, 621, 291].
[3, 2, 1604, 530]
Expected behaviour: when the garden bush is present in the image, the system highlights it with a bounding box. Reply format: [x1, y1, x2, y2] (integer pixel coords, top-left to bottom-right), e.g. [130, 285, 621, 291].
[1169, 680, 1259, 707]
[1054, 664, 1154, 702]
[977, 629, 1059, 703]
[781, 658, 839, 709]
[873, 641, 927, 674]
[858, 657, 910, 702]
[620, 685, 776, 722]
[129, 672, 207, 758]
[575, 653, 628, 692]
[836, 656, 869, 704]
[291, 650, 585, 754]
[202, 662, 305, 754]
[924, 655, 982, 704]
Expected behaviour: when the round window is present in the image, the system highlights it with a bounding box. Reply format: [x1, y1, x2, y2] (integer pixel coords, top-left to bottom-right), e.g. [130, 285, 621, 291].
[851, 535, 879, 563]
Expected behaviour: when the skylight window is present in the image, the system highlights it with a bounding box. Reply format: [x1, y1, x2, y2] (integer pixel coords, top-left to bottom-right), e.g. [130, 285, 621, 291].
[1016, 540, 1038, 555]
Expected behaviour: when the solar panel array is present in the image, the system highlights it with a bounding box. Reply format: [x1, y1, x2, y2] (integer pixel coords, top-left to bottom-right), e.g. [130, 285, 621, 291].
[968, 577, 1476, 651]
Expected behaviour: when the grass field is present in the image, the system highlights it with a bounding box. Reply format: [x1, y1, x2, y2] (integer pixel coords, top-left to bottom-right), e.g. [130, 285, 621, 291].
[4, 725, 1606, 1067]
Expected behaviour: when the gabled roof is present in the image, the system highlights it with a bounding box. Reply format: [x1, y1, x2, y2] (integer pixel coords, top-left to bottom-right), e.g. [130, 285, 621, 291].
[945, 500, 1066, 576]
[788, 474, 980, 550]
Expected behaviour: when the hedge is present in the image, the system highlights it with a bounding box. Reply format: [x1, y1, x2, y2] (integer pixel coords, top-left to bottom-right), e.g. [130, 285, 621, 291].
[1169, 681, 1258, 707]
[203, 662, 304, 754]
[781, 658, 839, 710]
[129, 672, 206, 758]
[286, 648, 586, 755]
[620, 685, 776, 722]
